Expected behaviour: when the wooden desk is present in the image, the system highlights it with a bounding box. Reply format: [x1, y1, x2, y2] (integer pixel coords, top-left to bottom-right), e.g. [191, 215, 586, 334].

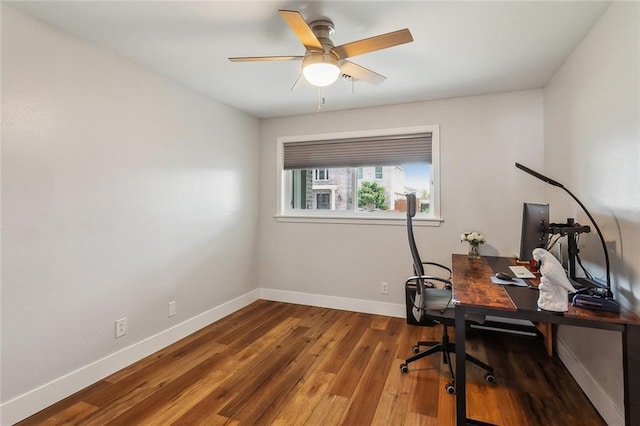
[451, 254, 640, 426]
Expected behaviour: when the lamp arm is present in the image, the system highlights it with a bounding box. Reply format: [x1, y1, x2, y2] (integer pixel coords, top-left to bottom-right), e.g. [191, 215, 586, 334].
[515, 162, 612, 297]
[515, 162, 564, 187]
[560, 186, 612, 297]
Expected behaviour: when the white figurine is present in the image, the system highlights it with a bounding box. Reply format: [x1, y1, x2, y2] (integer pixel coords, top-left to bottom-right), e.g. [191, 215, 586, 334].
[532, 248, 576, 312]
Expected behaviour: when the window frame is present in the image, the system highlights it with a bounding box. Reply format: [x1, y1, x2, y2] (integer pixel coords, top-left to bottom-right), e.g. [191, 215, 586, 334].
[275, 125, 441, 226]
[314, 168, 329, 181]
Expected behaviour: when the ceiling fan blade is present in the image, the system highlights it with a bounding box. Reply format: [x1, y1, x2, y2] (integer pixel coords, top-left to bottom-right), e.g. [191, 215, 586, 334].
[291, 73, 305, 91]
[279, 10, 323, 51]
[332, 28, 413, 59]
[339, 61, 386, 85]
[229, 56, 303, 62]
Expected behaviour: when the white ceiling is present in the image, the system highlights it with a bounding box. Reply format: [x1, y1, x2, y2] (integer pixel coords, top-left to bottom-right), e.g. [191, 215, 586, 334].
[8, 1, 610, 119]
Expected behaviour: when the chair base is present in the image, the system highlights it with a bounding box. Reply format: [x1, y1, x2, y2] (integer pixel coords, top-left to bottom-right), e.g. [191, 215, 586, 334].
[399, 325, 495, 394]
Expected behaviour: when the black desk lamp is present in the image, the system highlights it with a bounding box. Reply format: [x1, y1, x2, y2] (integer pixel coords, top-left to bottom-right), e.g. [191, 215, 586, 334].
[515, 162, 613, 299]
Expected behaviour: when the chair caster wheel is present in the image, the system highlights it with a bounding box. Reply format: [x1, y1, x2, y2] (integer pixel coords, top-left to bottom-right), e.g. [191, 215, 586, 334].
[485, 373, 495, 384]
[400, 363, 409, 373]
[412, 345, 420, 353]
[445, 383, 456, 395]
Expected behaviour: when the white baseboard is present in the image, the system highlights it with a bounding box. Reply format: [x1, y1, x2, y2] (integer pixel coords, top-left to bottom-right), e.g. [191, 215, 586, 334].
[259, 288, 406, 318]
[0, 289, 260, 426]
[556, 337, 624, 426]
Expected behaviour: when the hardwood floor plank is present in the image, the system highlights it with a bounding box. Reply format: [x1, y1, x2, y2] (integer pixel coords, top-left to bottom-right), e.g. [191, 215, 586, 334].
[212, 300, 287, 345]
[404, 349, 442, 418]
[217, 316, 303, 373]
[17, 301, 606, 426]
[306, 310, 356, 357]
[38, 401, 98, 426]
[76, 343, 227, 424]
[103, 323, 224, 385]
[435, 374, 456, 426]
[100, 353, 227, 425]
[15, 381, 111, 426]
[219, 327, 313, 418]
[217, 303, 303, 350]
[339, 341, 396, 425]
[317, 312, 374, 375]
[370, 356, 413, 426]
[304, 394, 349, 425]
[231, 352, 319, 424]
[169, 384, 239, 424]
[370, 315, 391, 331]
[404, 411, 439, 425]
[271, 370, 336, 425]
[217, 326, 311, 418]
[139, 368, 234, 425]
[327, 328, 379, 398]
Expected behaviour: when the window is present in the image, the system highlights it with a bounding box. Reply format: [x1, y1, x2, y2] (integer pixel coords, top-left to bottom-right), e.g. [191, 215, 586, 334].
[314, 169, 329, 181]
[375, 166, 383, 179]
[277, 125, 440, 223]
[316, 193, 330, 209]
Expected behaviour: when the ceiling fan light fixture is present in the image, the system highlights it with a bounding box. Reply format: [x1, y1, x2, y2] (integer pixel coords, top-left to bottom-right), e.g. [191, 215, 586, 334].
[302, 54, 340, 87]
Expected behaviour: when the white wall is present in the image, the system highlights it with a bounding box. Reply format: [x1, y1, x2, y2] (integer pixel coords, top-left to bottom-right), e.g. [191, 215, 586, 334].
[258, 91, 544, 308]
[543, 2, 639, 424]
[1, 6, 259, 422]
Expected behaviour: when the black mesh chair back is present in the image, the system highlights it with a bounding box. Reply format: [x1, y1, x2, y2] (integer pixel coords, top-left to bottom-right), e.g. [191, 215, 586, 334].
[406, 193, 424, 278]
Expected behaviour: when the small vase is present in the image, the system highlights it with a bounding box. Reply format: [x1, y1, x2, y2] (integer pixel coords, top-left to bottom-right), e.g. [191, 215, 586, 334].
[468, 243, 481, 259]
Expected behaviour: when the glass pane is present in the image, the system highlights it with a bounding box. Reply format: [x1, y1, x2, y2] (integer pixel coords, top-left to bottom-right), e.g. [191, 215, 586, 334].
[290, 168, 353, 211]
[402, 164, 431, 213]
[288, 164, 430, 214]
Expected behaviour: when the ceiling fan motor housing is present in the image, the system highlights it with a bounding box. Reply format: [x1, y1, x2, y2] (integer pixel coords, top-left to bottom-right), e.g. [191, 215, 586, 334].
[309, 20, 336, 54]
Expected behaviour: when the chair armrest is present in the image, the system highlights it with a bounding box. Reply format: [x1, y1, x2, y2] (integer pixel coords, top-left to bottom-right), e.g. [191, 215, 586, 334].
[406, 275, 452, 289]
[422, 261, 452, 276]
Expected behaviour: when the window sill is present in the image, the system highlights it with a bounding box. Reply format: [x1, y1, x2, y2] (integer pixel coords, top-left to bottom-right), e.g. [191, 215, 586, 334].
[274, 213, 443, 226]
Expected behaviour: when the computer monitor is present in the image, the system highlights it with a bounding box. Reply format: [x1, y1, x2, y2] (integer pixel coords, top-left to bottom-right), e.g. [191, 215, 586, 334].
[519, 203, 549, 262]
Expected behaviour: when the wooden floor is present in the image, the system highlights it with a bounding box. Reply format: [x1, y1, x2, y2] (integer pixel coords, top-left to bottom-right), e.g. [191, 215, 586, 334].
[18, 300, 605, 426]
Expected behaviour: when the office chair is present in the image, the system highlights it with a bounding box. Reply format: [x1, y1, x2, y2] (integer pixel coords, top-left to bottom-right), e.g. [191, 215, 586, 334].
[399, 193, 494, 394]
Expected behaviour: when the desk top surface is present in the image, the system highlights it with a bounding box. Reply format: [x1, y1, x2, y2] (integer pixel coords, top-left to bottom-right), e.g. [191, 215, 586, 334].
[451, 254, 640, 325]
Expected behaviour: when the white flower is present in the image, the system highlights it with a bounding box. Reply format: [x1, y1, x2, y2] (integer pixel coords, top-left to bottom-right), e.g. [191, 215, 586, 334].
[461, 231, 485, 244]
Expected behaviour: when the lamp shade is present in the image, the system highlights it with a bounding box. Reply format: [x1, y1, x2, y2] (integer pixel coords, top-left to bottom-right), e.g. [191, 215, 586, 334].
[302, 54, 340, 87]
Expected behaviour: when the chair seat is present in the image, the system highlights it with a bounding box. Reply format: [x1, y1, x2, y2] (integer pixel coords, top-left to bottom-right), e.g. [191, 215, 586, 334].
[424, 288, 454, 311]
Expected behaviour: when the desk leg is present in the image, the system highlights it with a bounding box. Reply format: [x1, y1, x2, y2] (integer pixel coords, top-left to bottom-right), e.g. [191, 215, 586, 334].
[624, 324, 640, 426]
[455, 306, 467, 426]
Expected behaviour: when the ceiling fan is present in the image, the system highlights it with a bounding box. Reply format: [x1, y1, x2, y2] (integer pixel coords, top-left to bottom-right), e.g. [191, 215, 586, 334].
[229, 10, 413, 88]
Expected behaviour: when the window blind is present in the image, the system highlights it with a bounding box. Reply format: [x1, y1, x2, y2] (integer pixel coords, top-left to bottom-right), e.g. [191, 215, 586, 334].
[283, 132, 432, 170]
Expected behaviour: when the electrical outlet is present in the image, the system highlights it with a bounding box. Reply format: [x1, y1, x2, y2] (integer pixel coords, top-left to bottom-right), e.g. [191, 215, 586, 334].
[168, 301, 176, 317]
[380, 282, 389, 295]
[115, 317, 127, 338]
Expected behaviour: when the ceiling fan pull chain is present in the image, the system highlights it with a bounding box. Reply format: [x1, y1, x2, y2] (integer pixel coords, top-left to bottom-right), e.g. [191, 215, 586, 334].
[317, 87, 326, 111]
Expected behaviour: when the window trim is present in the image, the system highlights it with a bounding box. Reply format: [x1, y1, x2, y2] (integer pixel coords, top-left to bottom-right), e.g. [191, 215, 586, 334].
[275, 125, 441, 225]
[314, 168, 329, 181]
